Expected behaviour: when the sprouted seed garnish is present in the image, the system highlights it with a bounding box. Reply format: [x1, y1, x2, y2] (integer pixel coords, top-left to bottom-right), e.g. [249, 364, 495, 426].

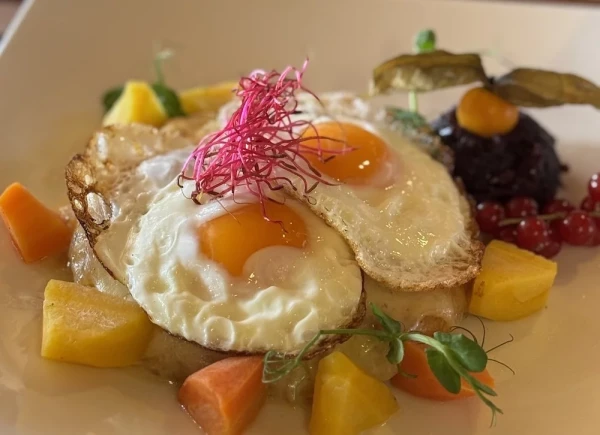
[263, 303, 504, 426]
[179, 59, 349, 220]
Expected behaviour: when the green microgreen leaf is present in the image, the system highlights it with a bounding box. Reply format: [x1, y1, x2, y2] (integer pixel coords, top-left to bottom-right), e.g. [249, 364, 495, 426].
[370, 303, 402, 335]
[434, 332, 488, 373]
[464, 371, 498, 397]
[461, 371, 504, 427]
[425, 348, 462, 394]
[152, 83, 185, 118]
[413, 29, 437, 54]
[385, 107, 428, 132]
[386, 338, 405, 365]
[102, 86, 124, 113]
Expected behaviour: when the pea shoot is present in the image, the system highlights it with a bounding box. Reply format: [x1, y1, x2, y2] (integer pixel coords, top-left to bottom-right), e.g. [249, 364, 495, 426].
[384, 29, 436, 134]
[409, 28, 436, 113]
[263, 303, 503, 426]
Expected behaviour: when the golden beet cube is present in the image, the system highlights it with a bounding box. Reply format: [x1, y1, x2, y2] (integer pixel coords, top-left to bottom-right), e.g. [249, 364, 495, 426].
[310, 351, 398, 435]
[469, 240, 557, 321]
[102, 81, 167, 127]
[179, 81, 237, 115]
[42, 280, 154, 367]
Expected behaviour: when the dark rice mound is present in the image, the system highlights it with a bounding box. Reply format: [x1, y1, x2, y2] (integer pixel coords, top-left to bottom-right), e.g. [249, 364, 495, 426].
[431, 108, 564, 206]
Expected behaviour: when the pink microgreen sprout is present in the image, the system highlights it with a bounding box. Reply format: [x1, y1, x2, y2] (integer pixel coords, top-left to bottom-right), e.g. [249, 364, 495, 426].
[179, 59, 349, 219]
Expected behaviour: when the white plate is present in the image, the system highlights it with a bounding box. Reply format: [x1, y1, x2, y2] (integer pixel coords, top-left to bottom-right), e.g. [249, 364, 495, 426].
[1, 0, 599, 434]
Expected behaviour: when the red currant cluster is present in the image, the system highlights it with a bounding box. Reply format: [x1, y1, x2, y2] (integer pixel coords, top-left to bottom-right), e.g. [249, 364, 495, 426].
[476, 173, 600, 258]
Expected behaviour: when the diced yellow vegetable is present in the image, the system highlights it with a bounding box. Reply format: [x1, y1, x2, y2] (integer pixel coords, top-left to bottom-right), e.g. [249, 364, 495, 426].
[179, 81, 238, 115]
[310, 351, 398, 435]
[102, 81, 167, 127]
[42, 279, 154, 367]
[469, 240, 557, 321]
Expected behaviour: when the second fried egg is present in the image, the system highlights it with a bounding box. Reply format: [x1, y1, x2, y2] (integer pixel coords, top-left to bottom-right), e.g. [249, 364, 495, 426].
[283, 94, 481, 291]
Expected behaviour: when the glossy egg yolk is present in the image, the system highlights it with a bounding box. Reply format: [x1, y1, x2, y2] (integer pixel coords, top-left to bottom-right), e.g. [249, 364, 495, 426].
[198, 201, 307, 276]
[300, 122, 389, 185]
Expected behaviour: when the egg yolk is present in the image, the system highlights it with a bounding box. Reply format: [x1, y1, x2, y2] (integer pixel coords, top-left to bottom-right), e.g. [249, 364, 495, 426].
[300, 122, 389, 185]
[198, 201, 307, 276]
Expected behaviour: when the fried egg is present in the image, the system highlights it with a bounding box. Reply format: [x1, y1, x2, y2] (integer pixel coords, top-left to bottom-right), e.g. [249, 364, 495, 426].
[262, 93, 481, 291]
[68, 125, 364, 355]
[121, 182, 363, 353]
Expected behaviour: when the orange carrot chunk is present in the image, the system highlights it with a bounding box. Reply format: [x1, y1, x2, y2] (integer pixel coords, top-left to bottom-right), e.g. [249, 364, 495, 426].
[391, 341, 494, 401]
[0, 183, 73, 263]
[178, 356, 266, 435]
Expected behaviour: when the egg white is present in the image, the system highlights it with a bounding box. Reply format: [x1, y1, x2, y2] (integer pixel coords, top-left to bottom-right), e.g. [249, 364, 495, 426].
[121, 180, 362, 353]
[276, 95, 475, 289]
[92, 147, 194, 285]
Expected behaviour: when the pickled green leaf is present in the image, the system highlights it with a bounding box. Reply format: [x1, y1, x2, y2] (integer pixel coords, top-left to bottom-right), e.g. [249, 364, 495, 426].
[370, 50, 487, 95]
[491, 68, 600, 109]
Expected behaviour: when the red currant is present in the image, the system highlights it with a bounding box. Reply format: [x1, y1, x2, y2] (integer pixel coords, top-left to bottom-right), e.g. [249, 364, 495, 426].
[476, 201, 505, 233]
[589, 172, 600, 202]
[516, 217, 550, 252]
[542, 198, 575, 215]
[581, 196, 600, 212]
[537, 240, 562, 258]
[580, 197, 600, 229]
[591, 229, 600, 247]
[495, 225, 517, 244]
[558, 211, 597, 246]
[505, 196, 539, 218]
[547, 224, 562, 243]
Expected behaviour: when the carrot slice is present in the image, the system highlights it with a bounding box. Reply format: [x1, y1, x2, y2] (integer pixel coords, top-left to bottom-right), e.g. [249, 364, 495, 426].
[0, 183, 73, 263]
[390, 341, 494, 401]
[178, 356, 266, 435]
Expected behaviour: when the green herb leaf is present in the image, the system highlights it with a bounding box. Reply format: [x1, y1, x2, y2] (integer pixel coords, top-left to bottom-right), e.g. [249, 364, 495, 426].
[386, 339, 405, 365]
[102, 86, 124, 113]
[370, 303, 402, 335]
[426, 348, 462, 394]
[385, 107, 428, 131]
[433, 332, 488, 372]
[491, 68, 600, 109]
[152, 83, 185, 118]
[464, 372, 498, 397]
[414, 29, 436, 53]
[370, 50, 487, 96]
[461, 371, 503, 427]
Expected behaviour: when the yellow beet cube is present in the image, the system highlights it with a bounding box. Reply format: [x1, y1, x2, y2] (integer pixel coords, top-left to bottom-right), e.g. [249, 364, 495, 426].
[469, 241, 558, 321]
[179, 81, 237, 115]
[310, 351, 398, 435]
[102, 81, 167, 127]
[42, 280, 154, 367]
